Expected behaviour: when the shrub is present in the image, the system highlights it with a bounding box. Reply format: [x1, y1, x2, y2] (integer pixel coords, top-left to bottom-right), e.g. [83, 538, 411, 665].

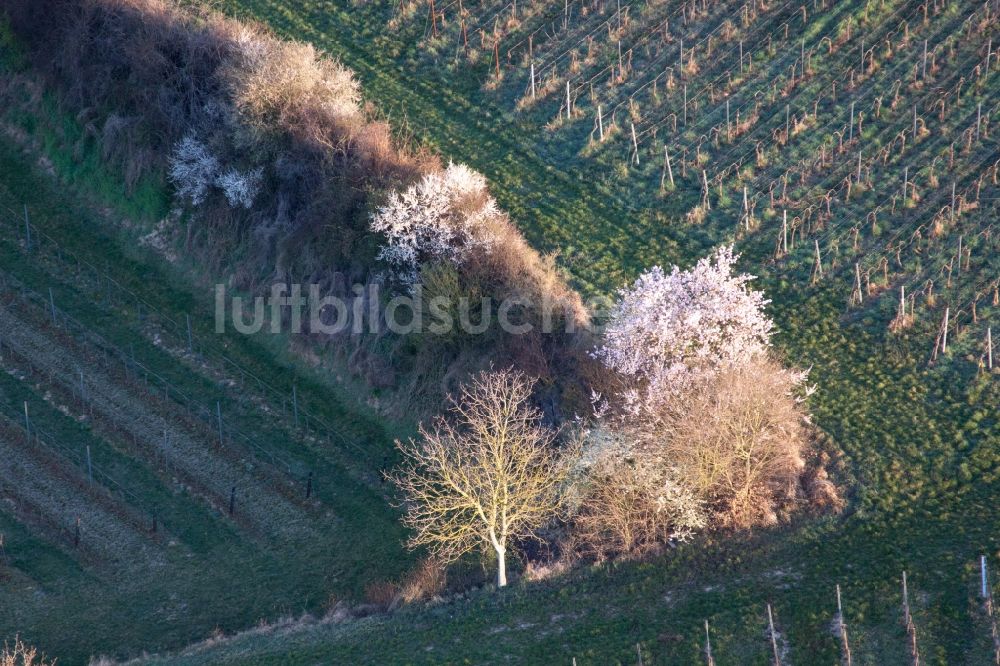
[363, 580, 400, 612]
[220, 37, 362, 153]
[215, 166, 263, 209]
[396, 556, 446, 604]
[167, 135, 219, 206]
[648, 356, 809, 527]
[571, 445, 706, 558]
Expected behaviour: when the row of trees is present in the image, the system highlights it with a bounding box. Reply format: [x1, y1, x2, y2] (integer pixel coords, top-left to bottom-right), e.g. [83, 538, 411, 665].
[391, 246, 828, 587]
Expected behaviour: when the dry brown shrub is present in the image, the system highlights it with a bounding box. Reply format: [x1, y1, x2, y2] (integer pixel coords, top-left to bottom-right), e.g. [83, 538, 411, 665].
[396, 556, 446, 604]
[653, 357, 808, 528]
[221, 36, 362, 152]
[572, 462, 687, 559]
[363, 580, 400, 611]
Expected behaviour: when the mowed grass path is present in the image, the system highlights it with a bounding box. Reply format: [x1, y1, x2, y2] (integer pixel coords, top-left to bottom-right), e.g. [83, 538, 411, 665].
[0, 137, 413, 664]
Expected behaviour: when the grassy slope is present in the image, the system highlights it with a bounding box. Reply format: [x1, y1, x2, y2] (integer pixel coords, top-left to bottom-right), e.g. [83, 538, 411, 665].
[0, 131, 415, 663]
[0, 0, 995, 662]
[215, 0, 708, 296]
[122, 0, 1000, 663]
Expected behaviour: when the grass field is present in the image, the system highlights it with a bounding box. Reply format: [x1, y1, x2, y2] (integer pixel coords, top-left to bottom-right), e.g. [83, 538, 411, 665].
[0, 0, 998, 662]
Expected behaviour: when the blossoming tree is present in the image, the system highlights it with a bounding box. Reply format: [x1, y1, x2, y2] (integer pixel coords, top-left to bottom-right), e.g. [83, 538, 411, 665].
[370, 162, 498, 285]
[595, 244, 773, 411]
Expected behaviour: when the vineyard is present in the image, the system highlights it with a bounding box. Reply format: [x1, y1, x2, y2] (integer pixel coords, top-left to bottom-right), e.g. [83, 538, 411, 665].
[0, 0, 997, 663]
[0, 137, 415, 662]
[218, 0, 1000, 369]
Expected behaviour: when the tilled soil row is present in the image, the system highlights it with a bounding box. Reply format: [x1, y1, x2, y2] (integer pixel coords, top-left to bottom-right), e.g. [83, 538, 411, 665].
[0, 302, 318, 543]
[2, 277, 317, 502]
[6, 243, 374, 481]
[0, 417, 164, 570]
[141, 323, 385, 491]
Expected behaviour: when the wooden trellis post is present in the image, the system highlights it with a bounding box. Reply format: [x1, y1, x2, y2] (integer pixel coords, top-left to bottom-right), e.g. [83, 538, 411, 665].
[811, 238, 823, 282]
[630, 123, 639, 164]
[782, 210, 788, 254]
[742, 186, 751, 230]
[598, 105, 604, 141]
[902, 571, 920, 666]
[942, 307, 950, 352]
[854, 263, 863, 304]
[662, 145, 675, 188]
[767, 604, 781, 666]
[987, 327, 993, 369]
[566, 81, 572, 120]
[704, 619, 715, 666]
[981, 555, 1000, 664]
[837, 584, 852, 666]
[701, 170, 711, 210]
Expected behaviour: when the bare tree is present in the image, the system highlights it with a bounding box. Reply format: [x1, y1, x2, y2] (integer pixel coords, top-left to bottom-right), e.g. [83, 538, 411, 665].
[390, 369, 569, 587]
[1, 636, 53, 666]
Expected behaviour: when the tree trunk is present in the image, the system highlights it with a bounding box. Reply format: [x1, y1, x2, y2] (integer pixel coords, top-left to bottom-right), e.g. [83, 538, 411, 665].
[495, 545, 507, 587]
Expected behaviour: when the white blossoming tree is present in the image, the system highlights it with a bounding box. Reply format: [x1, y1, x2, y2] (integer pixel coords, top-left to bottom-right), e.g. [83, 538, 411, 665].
[595, 245, 773, 411]
[168, 135, 219, 206]
[370, 162, 498, 285]
[168, 136, 264, 209]
[216, 166, 264, 209]
[585, 246, 816, 532]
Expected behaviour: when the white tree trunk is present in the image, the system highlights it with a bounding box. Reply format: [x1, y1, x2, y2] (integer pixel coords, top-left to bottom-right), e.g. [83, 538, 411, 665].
[495, 544, 507, 587]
